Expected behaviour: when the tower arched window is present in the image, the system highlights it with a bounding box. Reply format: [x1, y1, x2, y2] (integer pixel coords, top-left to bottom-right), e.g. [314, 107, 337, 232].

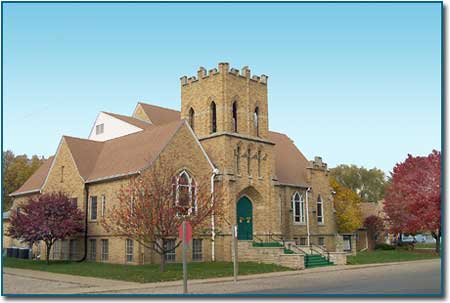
[317, 194, 324, 224]
[188, 108, 195, 131]
[292, 192, 305, 224]
[254, 107, 259, 137]
[232, 101, 238, 132]
[173, 171, 197, 216]
[210, 102, 217, 133]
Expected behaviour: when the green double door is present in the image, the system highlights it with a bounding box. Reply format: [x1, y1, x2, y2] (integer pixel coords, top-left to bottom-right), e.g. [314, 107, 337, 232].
[237, 196, 253, 240]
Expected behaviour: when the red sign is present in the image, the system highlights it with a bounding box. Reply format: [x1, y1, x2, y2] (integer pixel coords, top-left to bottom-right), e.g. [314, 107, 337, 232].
[178, 221, 193, 243]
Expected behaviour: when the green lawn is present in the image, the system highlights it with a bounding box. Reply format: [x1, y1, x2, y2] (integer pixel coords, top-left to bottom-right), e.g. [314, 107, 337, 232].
[347, 250, 440, 265]
[415, 243, 437, 249]
[3, 258, 291, 283]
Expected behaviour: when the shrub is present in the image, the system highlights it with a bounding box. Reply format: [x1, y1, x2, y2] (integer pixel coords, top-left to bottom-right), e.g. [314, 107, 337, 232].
[375, 243, 395, 250]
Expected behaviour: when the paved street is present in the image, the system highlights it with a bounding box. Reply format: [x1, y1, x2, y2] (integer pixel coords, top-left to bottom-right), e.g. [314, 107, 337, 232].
[3, 259, 441, 296]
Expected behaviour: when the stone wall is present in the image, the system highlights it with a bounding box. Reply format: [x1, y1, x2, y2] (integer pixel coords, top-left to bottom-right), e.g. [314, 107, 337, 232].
[237, 240, 304, 269]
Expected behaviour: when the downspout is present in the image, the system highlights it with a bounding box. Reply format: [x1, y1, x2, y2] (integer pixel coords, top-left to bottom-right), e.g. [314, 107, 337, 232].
[210, 168, 219, 262]
[306, 187, 312, 247]
[77, 183, 89, 262]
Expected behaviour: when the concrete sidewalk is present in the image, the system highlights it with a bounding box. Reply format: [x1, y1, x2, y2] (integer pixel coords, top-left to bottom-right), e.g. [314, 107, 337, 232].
[3, 258, 440, 295]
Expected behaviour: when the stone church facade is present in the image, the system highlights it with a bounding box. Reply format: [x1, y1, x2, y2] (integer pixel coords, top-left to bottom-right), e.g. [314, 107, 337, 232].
[5, 63, 343, 267]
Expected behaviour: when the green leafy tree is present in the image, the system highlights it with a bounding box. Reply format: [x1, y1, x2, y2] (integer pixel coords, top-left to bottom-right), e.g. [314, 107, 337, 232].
[2, 150, 46, 211]
[331, 178, 363, 233]
[330, 164, 387, 202]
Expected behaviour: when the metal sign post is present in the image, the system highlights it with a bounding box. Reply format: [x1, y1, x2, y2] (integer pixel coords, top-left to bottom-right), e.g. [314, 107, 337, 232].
[182, 221, 188, 294]
[232, 224, 238, 282]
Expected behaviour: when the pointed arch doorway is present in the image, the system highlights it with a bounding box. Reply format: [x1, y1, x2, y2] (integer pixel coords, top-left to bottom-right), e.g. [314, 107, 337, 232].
[237, 196, 253, 240]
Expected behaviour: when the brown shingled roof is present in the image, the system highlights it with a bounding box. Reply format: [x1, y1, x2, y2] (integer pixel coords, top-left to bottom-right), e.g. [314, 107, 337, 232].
[103, 112, 153, 130]
[268, 131, 309, 187]
[11, 156, 54, 196]
[12, 103, 315, 195]
[137, 102, 180, 125]
[86, 120, 183, 182]
[64, 136, 104, 180]
[11, 120, 184, 196]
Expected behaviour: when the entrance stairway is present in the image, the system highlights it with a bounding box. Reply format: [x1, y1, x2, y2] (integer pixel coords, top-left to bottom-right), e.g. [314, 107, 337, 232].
[304, 254, 334, 268]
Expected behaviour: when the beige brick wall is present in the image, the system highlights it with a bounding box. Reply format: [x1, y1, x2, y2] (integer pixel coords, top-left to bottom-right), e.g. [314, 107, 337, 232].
[180, 63, 269, 140]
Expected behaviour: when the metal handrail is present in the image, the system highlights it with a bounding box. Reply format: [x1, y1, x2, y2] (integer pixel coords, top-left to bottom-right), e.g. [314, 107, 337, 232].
[269, 234, 285, 247]
[309, 243, 330, 261]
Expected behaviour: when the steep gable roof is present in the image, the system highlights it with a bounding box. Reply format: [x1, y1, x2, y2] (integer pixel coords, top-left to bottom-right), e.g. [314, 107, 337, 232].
[10, 156, 55, 196]
[64, 136, 104, 180]
[86, 120, 183, 182]
[268, 131, 309, 187]
[136, 102, 180, 125]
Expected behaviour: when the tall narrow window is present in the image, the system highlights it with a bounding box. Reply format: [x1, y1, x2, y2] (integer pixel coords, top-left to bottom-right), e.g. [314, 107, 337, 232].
[61, 240, 69, 260]
[247, 148, 251, 176]
[293, 193, 305, 224]
[53, 240, 60, 260]
[90, 196, 98, 221]
[317, 194, 324, 224]
[173, 171, 197, 215]
[210, 102, 217, 133]
[257, 150, 262, 177]
[164, 239, 176, 262]
[70, 197, 78, 207]
[69, 239, 77, 260]
[253, 107, 259, 137]
[60, 166, 64, 183]
[101, 195, 106, 217]
[89, 239, 96, 261]
[101, 239, 109, 261]
[235, 146, 241, 175]
[188, 107, 195, 131]
[192, 239, 203, 261]
[126, 239, 134, 262]
[232, 101, 238, 132]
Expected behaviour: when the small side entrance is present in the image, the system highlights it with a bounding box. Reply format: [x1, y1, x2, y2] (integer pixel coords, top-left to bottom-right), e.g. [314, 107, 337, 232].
[237, 196, 253, 240]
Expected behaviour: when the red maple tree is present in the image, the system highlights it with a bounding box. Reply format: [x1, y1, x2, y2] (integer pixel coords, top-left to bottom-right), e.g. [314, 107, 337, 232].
[384, 150, 441, 253]
[102, 157, 224, 271]
[7, 192, 84, 264]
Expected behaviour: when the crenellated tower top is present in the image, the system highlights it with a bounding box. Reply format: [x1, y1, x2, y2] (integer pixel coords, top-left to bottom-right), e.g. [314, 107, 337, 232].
[180, 62, 269, 140]
[180, 62, 268, 87]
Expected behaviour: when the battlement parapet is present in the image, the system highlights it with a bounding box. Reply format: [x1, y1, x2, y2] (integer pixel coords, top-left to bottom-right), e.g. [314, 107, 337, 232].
[181, 62, 268, 86]
[307, 156, 328, 171]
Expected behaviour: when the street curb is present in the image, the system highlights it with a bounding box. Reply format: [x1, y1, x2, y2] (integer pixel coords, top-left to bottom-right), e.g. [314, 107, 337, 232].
[44, 258, 440, 294]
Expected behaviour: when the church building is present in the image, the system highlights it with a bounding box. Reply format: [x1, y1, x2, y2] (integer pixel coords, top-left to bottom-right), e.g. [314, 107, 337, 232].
[6, 63, 345, 268]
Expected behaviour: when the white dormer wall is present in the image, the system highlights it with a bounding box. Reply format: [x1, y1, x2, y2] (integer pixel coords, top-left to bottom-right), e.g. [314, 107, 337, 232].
[88, 112, 143, 141]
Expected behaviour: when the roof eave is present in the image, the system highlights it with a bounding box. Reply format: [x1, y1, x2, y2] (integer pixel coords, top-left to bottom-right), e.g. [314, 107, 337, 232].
[9, 189, 41, 197]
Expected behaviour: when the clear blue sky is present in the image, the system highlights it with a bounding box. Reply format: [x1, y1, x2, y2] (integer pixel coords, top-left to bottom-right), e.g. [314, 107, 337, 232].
[3, 2, 441, 174]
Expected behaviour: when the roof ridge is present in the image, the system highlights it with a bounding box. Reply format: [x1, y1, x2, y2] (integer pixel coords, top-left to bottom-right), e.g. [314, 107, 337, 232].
[138, 101, 180, 113]
[63, 135, 104, 144]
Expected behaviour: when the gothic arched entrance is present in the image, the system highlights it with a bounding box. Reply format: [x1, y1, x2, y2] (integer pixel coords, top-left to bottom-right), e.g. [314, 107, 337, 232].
[237, 196, 253, 240]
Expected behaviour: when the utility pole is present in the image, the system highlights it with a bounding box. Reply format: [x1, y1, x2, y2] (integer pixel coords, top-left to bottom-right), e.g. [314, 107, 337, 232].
[182, 221, 188, 294]
[232, 225, 238, 282]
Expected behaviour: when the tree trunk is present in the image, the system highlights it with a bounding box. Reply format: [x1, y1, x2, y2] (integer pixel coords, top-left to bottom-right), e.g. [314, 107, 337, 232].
[432, 230, 441, 255]
[46, 242, 52, 265]
[160, 253, 166, 272]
